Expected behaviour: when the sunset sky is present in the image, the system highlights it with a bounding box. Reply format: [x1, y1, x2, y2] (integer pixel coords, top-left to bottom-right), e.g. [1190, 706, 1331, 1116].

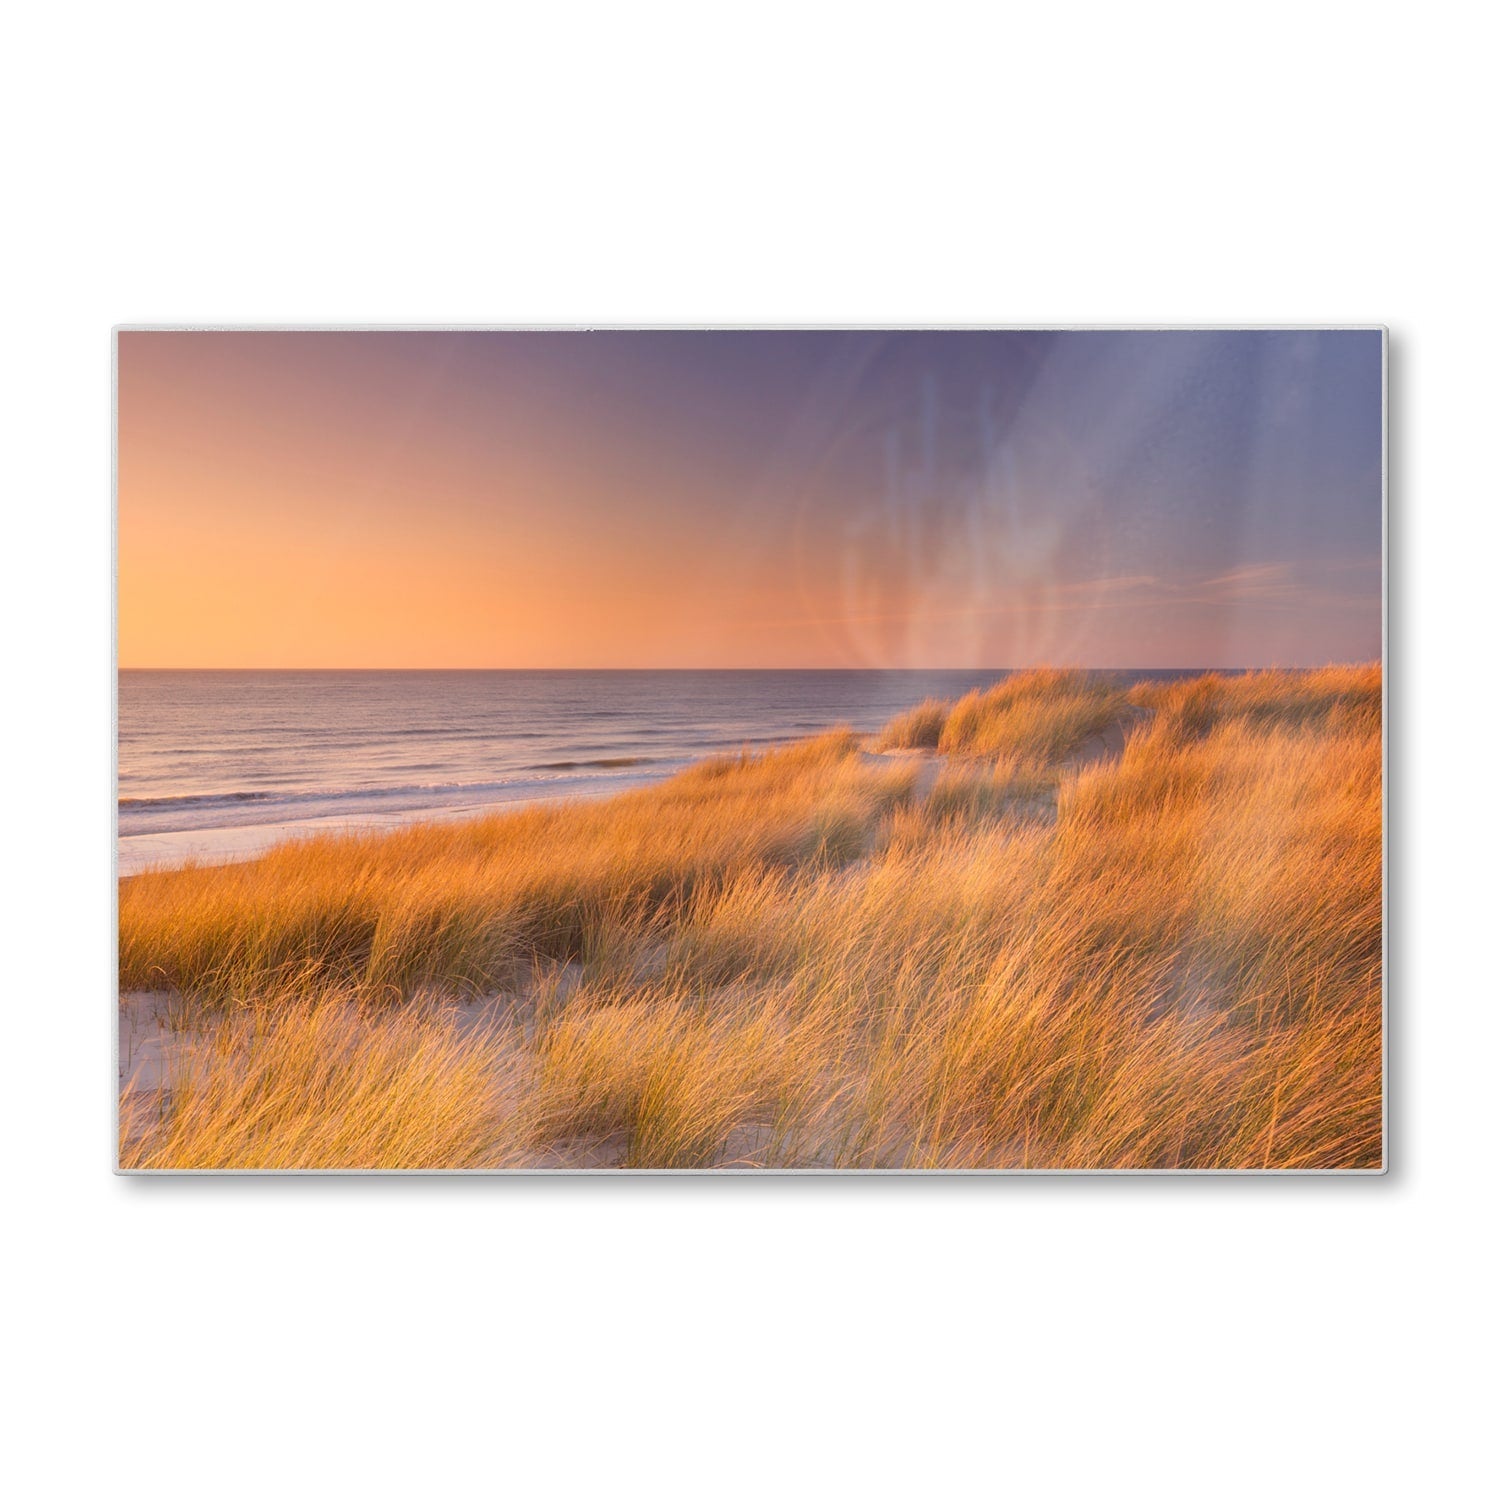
[117, 329, 1383, 668]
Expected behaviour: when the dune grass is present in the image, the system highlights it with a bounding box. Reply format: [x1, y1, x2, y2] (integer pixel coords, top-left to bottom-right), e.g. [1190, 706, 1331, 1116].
[937, 668, 1131, 761]
[118, 995, 532, 1170]
[119, 666, 1383, 1170]
[873, 669, 1131, 762]
[875, 697, 950, 750]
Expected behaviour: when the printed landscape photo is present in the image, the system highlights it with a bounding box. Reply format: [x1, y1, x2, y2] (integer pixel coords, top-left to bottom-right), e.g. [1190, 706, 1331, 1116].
[116, 328, 1384, 1171]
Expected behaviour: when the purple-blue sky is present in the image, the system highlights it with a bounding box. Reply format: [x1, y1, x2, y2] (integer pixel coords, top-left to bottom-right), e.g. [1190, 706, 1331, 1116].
[118, 329, 1382, 667]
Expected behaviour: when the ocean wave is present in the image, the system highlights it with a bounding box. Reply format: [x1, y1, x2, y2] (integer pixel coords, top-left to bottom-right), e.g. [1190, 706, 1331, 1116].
[531, 756, 648, 771]
[117, 759, 679, 813]
[119, 790, 275, 809]
[123, 777, 565, 814]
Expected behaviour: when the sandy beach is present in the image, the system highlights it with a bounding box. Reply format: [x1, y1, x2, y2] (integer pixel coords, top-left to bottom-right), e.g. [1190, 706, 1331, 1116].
[117, 780, 658, 875]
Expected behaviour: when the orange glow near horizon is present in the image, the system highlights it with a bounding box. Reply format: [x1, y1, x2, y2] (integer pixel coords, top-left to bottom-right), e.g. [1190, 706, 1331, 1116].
[117, 331, 1383, 669]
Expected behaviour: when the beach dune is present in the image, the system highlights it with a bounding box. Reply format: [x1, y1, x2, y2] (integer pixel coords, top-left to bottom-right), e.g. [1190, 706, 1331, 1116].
[118, 666, 1383, 1171]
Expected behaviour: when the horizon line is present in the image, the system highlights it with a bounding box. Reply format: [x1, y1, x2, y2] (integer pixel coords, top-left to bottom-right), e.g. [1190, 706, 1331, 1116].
[117, 661, 1379, 673]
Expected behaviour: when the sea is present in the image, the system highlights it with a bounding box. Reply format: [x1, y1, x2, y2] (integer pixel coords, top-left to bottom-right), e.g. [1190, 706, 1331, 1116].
[117, 669, 1198, 874]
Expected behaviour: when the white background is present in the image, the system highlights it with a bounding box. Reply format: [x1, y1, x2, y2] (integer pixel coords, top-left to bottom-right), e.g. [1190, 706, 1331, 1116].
[3, 3, 1494, 1496]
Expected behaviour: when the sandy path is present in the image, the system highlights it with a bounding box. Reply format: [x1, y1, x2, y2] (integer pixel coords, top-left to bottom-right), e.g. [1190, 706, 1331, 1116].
[1059, 705, 1153, 773]
[858, 746, 944, 798]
